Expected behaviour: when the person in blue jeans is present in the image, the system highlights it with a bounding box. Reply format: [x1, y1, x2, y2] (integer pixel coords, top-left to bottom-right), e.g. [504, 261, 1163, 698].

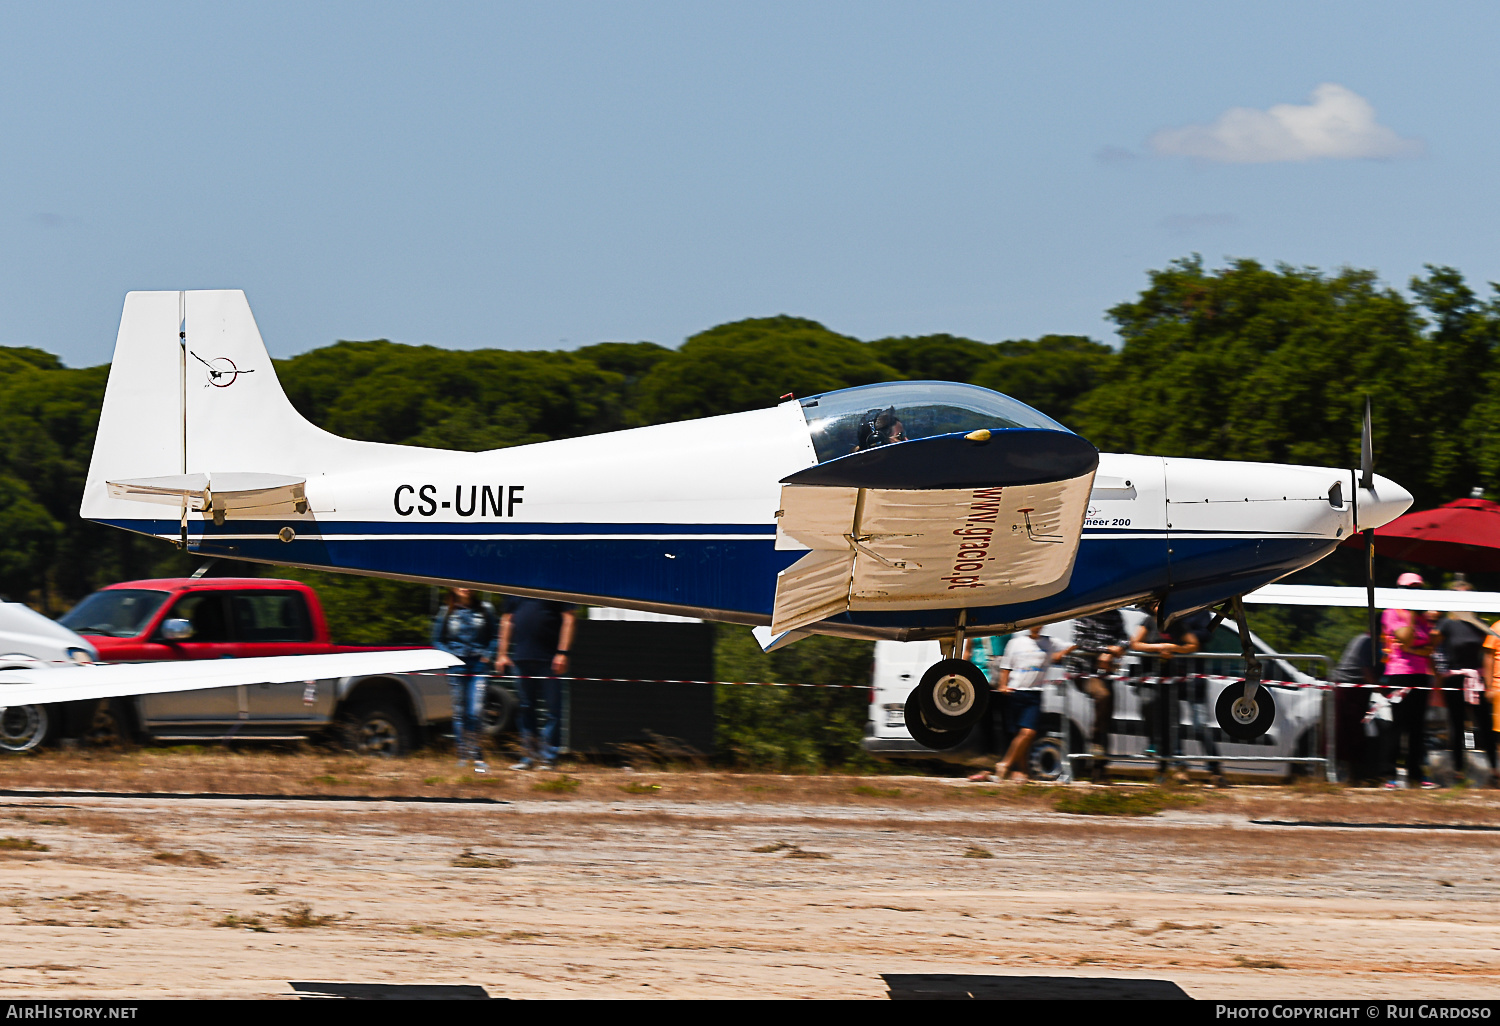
[431, 588, 498, 772]
[497, 597, 576, 770]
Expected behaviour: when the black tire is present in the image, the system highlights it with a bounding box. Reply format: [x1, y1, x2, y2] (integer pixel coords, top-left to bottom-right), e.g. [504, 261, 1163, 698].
[1028, 737, 1066, 782]
[903, 686, 966, 751]
[481, 683, 518, 736]
[337, 699, 414, 758]
[915, 659, 990, 732]
[85, 699, 141, 749]
[0, 704, 51, 754]
[1216, 682, 1277, 741]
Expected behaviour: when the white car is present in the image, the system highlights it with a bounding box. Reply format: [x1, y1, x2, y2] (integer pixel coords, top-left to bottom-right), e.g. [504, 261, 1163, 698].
[0, 602, 99, 753]
[862, 611, 1329, 780]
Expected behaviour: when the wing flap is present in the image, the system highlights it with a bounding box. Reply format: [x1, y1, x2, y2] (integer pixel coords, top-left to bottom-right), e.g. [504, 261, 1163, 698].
[769, 549, 856, 634]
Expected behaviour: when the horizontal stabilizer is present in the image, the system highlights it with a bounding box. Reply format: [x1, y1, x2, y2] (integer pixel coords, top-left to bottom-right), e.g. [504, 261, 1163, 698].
[107, 472, 307, 514]
[0, 649, 461, 709]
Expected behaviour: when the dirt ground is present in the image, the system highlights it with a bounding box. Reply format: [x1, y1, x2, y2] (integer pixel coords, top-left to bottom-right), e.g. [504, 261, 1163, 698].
[0, 749, 1498, 999]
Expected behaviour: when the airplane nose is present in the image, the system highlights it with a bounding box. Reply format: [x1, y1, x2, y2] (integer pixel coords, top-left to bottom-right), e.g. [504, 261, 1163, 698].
[1355, 473, 1413, 531]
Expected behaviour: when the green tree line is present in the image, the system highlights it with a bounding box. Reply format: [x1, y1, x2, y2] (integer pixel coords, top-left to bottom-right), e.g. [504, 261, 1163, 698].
[1, 257, 1496, 767]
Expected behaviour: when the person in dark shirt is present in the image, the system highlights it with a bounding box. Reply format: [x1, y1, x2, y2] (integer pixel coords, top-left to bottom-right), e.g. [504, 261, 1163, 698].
[1130, 605, 1218, 783]
[1438, 582, 1498, 787]
[1064, 610, 1128, 784]
[497, 596, 576, 770]
[1331, 633, 1384, 784]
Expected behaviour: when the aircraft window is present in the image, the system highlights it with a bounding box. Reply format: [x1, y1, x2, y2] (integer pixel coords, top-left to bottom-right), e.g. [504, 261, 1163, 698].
[59, 589, 169, 638]
[161, 592, 232, 643]
[229, 592, 314, 643]
[797, 381, 1069, 464]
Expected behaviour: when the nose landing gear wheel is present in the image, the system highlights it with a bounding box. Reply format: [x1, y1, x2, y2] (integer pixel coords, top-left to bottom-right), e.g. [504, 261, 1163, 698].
[1215, 683, 1276, 741]
[903, 687, 967, 751]
[915, 659, 990, 732]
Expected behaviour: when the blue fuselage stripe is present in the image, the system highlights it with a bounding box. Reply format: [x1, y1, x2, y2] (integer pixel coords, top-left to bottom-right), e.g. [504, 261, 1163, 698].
[96, 519, 1334, 630]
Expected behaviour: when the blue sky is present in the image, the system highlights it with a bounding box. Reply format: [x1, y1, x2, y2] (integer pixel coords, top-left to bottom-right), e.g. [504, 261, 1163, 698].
[1, 1, 1496, 365]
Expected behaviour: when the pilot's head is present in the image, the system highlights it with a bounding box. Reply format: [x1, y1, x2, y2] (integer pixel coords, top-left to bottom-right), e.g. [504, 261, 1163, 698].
[856, 406, 906, 449]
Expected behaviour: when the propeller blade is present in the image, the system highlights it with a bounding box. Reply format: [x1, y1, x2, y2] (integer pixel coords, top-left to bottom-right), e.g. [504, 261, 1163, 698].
[1360, 397, 1374, 491]
[1366, 527, 1379, 674]
[1361, 397, 1379, 673]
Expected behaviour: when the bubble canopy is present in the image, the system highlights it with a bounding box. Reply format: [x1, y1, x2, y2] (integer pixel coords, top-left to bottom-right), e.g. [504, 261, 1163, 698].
[797, 381, 1070, 465]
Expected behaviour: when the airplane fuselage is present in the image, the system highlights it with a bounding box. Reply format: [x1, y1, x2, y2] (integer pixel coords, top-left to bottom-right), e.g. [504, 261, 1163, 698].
[90, 383, 1394, 640]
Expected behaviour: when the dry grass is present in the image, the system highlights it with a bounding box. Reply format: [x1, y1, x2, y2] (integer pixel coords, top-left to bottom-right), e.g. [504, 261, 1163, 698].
[214, 913, 268, 932]
[150, 850, 223, 867]
[450, 850, 513, 869]
[278, 902, 337, 928]
[0, 749, 1498, 831]
[618, 782, 663, 795]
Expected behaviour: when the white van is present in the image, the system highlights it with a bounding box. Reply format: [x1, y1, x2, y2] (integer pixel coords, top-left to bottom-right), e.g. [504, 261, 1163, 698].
[0, 602, 99, 753]
[862, 611, 1327, 780]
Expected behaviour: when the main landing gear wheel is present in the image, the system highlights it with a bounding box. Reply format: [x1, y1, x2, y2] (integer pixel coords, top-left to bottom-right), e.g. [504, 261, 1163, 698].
[903, 688, 966, 751]
[915, 659, 990, 732]
[1216, 683, 1276, 741]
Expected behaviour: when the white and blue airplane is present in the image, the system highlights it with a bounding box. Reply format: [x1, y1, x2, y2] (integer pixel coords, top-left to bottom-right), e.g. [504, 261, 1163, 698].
[58, 290, 1412, 746]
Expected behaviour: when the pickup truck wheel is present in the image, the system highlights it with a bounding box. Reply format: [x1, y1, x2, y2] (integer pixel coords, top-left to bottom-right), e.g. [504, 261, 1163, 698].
[338, 700, 413, 758]
[481, 683, 517, 736]
[0, 704, 50, 754]
[86, 700, 140, 749]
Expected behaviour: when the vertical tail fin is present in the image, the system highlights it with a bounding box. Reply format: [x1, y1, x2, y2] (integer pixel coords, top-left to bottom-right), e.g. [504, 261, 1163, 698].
[82, 290, 418, 525]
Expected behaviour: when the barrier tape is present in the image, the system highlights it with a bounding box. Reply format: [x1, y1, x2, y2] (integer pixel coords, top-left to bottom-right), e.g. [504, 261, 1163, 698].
[409, 668, 1496, 695]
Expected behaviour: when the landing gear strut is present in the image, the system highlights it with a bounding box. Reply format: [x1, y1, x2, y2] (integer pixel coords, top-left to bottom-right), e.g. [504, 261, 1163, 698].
[1211, 596, 1278, 741]
[902, 617, 989, 751]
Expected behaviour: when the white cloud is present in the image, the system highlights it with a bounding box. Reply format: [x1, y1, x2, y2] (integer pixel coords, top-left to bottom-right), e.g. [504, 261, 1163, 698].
[1149, 84, 1422, 163]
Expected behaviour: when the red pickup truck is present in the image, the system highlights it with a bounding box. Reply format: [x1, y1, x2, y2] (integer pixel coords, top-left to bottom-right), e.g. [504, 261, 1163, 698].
[57, 577, 455, 756]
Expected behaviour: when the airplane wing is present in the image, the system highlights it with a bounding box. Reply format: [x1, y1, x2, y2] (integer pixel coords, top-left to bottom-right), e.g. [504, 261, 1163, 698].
[770, 429, 1099, 634]
[1245, 583, 1500, 613]
[0, 649, 462, 708]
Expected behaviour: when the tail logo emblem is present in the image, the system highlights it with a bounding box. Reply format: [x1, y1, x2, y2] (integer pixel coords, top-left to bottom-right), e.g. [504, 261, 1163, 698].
[191, 351, 255, 388]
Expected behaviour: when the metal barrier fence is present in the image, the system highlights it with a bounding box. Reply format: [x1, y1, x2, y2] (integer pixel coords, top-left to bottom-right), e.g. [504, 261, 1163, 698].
[1054, 651, 1334, 783]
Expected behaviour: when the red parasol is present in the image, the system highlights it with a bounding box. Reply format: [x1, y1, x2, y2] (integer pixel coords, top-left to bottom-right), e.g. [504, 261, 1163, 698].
[1339, 496, 1500, 572]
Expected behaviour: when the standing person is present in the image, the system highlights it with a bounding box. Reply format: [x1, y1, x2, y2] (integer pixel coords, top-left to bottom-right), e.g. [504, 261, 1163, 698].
[1382, 573, 1440, 789]
[498, 597, 577, 771]
[431, 588, 498, 772]
[1439, 581, 1499, 787]
[978, 626, 1073, 782]
[1483, 627, 1500, 788]
[1330, 632, 1379, 784]
[1065, 611, 1129, 784]
[1130, 605, 1215, 782]
[965, 634, 1011, 778]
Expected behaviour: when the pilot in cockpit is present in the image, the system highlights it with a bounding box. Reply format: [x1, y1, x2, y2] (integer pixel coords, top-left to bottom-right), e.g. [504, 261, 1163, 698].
[854, 406, 906, 451]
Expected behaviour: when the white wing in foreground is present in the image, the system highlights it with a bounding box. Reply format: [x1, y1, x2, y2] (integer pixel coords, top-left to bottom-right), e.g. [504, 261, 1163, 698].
[0, 649, 462, 708]
[1247, 584, 1500, 613]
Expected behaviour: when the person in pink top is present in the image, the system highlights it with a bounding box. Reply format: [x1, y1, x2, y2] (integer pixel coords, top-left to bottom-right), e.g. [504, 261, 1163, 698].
[1382, 572, 1440, 789]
